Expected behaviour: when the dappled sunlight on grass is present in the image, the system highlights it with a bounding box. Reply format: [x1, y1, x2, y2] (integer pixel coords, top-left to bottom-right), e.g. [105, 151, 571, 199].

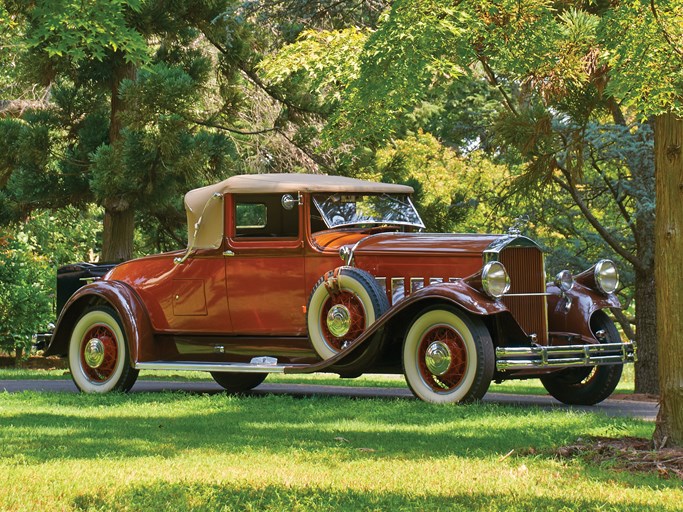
[0, 390, 678, 511]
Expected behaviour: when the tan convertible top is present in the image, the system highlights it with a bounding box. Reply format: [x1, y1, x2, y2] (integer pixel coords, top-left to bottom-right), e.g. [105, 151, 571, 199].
[184, 173, 414, 249]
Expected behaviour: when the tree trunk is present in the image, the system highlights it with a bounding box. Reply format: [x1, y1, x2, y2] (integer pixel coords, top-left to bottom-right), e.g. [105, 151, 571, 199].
[653, 113, 683, 447]
[101, 58, 136, 262]
[634, 268, 658, 394]
[102, 202, 134, 262]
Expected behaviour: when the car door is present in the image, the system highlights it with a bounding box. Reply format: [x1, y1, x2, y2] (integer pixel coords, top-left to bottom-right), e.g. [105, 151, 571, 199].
[224, 193, 307, 335]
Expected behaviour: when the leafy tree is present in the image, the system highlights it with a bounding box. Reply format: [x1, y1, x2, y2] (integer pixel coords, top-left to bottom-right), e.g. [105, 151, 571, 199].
[261, 0, 657, 394]
[0, 1, 238, 261]
[602, 0, 683, 447]
[0, 230, 52, 363]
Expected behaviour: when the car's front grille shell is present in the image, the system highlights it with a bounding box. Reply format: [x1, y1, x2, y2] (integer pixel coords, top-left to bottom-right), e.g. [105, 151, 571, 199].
[498, 246, 548, 344]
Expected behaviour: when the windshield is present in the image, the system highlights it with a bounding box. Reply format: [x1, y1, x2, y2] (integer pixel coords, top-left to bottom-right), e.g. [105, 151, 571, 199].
[312, 193, 425, 229]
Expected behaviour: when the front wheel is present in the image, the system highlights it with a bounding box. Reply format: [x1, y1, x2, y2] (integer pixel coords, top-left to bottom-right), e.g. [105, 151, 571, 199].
[540, 311, 623, 405]
[68, 306, 139, 393]
[403, 305, 494, 404]
[210, 372, 267, 392]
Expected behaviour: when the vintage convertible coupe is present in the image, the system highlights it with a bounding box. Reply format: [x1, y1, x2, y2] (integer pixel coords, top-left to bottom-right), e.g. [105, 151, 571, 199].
[45, 173, 636, 404]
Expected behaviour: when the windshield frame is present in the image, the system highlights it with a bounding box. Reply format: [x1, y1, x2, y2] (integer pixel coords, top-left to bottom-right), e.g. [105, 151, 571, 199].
[312, 193, 425, 230]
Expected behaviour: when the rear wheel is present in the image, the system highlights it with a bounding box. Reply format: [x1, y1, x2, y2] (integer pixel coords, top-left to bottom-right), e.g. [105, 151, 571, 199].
[403, 305, 494, 404]
[68, 306, 138, 393]
[540, 311, 623, 405]
[210, 372, 267, 393]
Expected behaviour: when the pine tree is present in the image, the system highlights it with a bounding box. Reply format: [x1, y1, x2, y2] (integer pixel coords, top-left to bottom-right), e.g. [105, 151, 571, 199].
[0, 1, 238, 260]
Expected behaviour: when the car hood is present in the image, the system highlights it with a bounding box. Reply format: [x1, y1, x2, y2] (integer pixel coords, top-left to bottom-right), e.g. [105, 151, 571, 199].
[348, 232, 503, 257]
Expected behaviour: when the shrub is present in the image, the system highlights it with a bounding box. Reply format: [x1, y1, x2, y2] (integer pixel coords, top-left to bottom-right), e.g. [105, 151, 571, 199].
[0, 231, 53, 361]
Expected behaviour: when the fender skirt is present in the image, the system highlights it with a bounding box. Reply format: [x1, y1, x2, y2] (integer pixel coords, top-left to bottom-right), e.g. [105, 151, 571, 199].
[285, 281, 508, 374]
[44, 280, 154, 364]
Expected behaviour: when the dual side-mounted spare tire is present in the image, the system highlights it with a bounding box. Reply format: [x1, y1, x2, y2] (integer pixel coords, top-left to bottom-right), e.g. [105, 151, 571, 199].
[307, 266, 390, 375]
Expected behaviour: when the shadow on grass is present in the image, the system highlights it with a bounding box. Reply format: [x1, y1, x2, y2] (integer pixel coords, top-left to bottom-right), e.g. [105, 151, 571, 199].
[72, 481, 657, 512]
[0, 391, 647, 465]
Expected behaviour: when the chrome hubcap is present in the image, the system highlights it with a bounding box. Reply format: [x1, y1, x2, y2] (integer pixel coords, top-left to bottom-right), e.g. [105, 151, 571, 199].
[326, 304, 351, 338]
[83, 338, 105, 368]
[425, 341, 452, 375]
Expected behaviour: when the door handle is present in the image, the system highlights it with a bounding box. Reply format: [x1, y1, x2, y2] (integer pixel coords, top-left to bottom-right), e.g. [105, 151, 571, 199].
[223, 250, 235, 257]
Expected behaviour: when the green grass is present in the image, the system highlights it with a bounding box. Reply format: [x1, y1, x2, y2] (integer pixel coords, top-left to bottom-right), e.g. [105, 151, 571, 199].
[0, 390, 678, 511]
[0, 363, 636, 397]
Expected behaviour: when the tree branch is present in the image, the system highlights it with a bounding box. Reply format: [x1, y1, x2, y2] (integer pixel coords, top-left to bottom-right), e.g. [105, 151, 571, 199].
[200, 28, 322, 117]
[476, 54, 518, 116]
[650, 0, 683, 60]
[276, 128, 333, 172]
[188, 116, 278, 136]
[589, 154, 636, 238]
[551, 168, 643, 271]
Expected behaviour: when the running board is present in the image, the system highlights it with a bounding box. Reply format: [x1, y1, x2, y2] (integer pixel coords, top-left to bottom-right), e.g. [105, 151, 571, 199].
[136, 357, 309, 374]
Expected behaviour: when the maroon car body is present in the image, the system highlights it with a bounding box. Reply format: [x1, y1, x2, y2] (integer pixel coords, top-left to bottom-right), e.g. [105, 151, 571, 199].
[46, 173, 636, 404]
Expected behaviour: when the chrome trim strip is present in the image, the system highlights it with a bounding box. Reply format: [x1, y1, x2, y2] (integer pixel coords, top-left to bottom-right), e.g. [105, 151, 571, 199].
[484, 235, 540, 259]
[495, 341, 637, 370]
[135, 361, 308, 373]
[502, 292, 554, 297]
[391, 277, 405, 304]
[375, 277, 387, 290]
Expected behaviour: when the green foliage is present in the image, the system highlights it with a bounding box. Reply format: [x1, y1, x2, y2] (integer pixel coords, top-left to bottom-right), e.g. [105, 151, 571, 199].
[0, 231, 52, 358]
[367, 131, 509, 233]
[602, 1, 683, 117]
[25, 0, 148, 63]
[260, 28, 369, 112]
[329, 1, 468, 148]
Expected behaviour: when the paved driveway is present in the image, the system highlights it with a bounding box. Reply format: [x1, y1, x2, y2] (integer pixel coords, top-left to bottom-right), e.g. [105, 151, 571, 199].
[0, 379, 658, 421]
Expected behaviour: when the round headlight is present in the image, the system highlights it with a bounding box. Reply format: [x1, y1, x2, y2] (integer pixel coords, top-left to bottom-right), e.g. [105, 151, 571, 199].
[555, 270, 574, 292]
[594, 259, 619, 294]
[482, 261, 510, 298]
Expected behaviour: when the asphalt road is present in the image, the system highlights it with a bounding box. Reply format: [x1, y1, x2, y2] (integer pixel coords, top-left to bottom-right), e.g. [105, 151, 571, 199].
[0, 379, 658, 421]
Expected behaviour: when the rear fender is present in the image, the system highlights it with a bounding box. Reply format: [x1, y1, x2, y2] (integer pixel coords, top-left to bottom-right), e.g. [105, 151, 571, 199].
[44, 280, 154, 365]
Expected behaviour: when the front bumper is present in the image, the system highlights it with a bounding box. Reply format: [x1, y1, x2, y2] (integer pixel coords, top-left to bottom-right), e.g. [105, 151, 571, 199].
[495, 341, 637, 371]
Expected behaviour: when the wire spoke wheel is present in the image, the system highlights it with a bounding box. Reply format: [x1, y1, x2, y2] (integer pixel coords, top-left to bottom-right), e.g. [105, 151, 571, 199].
[79, 324, 119, 382]
[540, 311, 623, 406]
[68, 306, 138, 393]
[320, 291, 367, 350]
[417, 325, 468, 392]
[403, 306, 493, 404]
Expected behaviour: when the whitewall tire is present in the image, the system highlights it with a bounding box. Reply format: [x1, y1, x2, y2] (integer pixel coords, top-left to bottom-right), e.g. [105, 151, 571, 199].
[68, 306, 138, 393]
[403, 306, 494, 404]
[307, 266, 389, 362]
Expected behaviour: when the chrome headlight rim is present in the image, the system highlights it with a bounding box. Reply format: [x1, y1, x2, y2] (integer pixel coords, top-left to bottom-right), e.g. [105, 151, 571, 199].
[555, 270, 574, 292]
[482, 260, 510, 299]
[594, 259, 619, 295]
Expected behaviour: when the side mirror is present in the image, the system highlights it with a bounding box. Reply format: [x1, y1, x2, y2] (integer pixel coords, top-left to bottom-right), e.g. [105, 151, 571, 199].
[281, 193, 302, 210]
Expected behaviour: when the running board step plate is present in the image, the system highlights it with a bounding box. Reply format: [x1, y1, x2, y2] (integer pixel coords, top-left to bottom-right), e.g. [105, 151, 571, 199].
[135, 358, 308, 374]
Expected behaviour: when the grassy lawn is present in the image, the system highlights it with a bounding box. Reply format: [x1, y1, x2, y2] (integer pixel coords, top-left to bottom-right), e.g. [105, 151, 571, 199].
[0, 390, 679, 511]
[0, 363, 636, 396]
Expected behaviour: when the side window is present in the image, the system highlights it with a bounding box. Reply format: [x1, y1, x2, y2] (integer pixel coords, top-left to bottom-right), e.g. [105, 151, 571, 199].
[233, 194, 299, 238]
[236, 203, 266, 229]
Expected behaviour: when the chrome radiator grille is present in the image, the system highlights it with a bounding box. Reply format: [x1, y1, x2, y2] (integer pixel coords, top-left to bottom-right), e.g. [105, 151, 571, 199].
[498, 247, 548, 344]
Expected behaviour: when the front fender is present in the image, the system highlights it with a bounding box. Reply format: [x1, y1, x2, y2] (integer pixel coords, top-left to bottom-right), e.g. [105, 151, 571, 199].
[44, 280, 154, 365]
[286, 280, 511, 374]
[547, 282, 621, 339]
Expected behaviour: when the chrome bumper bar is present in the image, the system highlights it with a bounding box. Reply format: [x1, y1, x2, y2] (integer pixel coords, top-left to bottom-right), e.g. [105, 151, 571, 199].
[495, 341, 637, 371]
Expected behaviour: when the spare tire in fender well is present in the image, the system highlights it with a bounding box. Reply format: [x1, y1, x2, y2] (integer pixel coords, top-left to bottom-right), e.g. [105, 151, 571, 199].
[45, 280, 154, 364]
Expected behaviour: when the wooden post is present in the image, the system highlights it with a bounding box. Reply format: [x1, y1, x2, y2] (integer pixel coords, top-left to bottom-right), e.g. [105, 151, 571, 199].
[654, 113, 683, 447]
